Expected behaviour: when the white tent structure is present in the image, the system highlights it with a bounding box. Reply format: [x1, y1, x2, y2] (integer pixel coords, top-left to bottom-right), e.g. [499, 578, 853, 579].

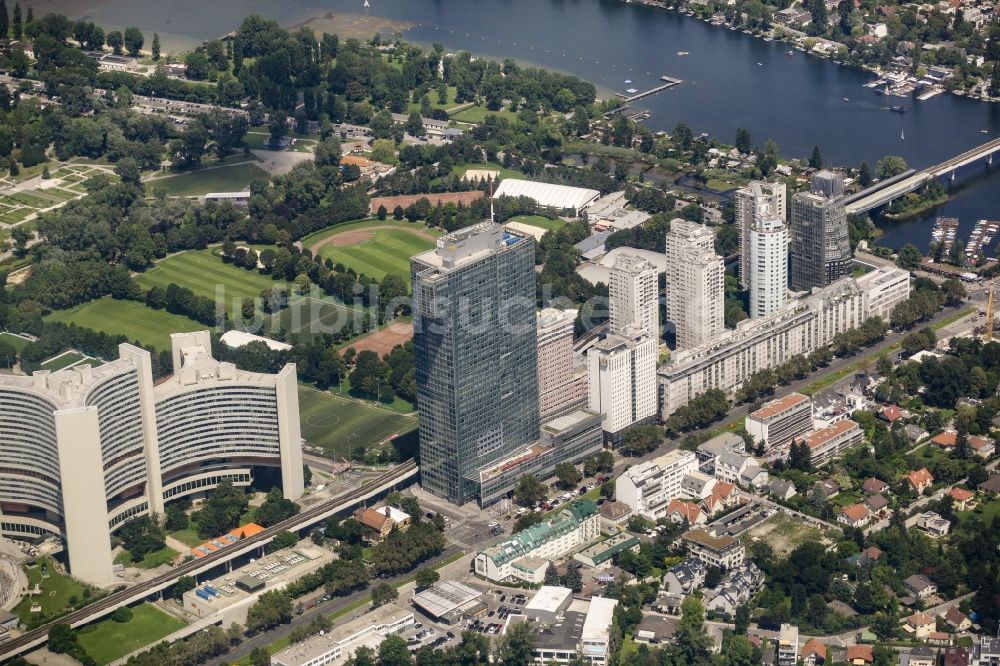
[493, 178, 600, 216]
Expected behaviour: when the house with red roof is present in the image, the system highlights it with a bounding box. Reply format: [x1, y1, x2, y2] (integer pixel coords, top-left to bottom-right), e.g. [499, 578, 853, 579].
[666, 499, 706, 526]
[880, 405, 903, 423]
[847, 644, 873, 665]
[802, 638, 826, 665]
[902, 611, 936, 638]
[949, 486, 975, 511]
[906, 468, 934, 494]
[837, 503, 872, 528]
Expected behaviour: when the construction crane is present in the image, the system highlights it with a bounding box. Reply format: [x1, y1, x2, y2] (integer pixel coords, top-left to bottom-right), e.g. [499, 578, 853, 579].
[986, 287, 995, 341]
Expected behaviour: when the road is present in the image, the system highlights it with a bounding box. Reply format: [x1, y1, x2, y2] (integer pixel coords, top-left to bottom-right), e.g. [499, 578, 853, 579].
[205, 545, 462, 666]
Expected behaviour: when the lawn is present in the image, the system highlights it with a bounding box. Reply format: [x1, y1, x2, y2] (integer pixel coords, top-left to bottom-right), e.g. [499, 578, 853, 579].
[13, 557, 89, 623]
[0, 331, 32, 351]
[453, 162, 525, 181]
[406, 86, 458, 113]
[45, 298, 205, 351]
[168, 524, 203, 548]
[449, 104, 518, 124]
[298, 384, 417, 460]
[146, 162, 268, 197]
[39, 350, 92, 371]
[114, 545, 179, 569]
[135, 249, 280, 304]
[507, 214, 565, 233]
[315, 228, 435, 285]
[300, 218, 441, 251]
[267, 296, 362, 341]
[958, 498, 1000, 526]
[76, 603, 187, 665]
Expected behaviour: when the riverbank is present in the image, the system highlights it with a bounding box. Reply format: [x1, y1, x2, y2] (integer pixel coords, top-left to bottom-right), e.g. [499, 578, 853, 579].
[882, 192, 951, 221]
[286, 12, 416, 42]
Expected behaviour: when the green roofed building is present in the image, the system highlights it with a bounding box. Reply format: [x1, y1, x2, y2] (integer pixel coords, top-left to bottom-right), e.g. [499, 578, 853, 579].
[474, 500, 600, 583]
[572, 532, 641, 569]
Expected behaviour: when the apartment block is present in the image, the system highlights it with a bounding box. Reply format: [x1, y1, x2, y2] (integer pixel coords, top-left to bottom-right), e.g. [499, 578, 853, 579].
[537, 308, 588, 421]
[616, 450, 699, 521]
[665, 219, 725, 349]
[745, 392, 814, 451]
[588, 333, 658, 439]
[801, 419, 864, 466]
[681, 529, 745, 570]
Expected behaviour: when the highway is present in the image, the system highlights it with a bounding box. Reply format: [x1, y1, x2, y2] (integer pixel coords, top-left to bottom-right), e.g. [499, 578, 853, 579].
[846, 136, 1000, 214]
[0, 460, 419, 663]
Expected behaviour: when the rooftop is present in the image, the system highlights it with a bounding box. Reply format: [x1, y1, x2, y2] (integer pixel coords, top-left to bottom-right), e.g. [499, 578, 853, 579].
[804, 419, 859, 450]
[749, 392, 811, 420]
[526, 586, 573, 615]
[411, 580, 481, 618]
[494, 178, 600, 212]
[581, 597, 618, 644]
[682, 529, 739, 552]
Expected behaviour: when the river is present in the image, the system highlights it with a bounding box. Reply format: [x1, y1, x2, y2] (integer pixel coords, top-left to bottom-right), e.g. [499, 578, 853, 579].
[46, 0, 1000, 251]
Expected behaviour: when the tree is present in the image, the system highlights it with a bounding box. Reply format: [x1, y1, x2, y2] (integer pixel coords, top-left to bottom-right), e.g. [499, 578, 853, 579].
[415, 567, 439, 589]
[809, 145, 823, 168]
[896, 243, 923, 271]
[371, 582, 398, 607]
[118, 515, 166, 561]
[0, 340, 17, 368]
[151, 33, 160, 61]
[876, 155, 908, 180]
[721, 635, 756, 666]
[377, 205, 387, 221]
[172, 575, 196, 600]
[734, 604, 751, 635]
[246, 590, 293, 633]
[673, 597, 714, 664]
[11, 2, 20, 40]
[255, 487, 299, 527]
[250, 647, 271, 666]
[112, 606, 133, 623]
[788, 441, 813, 471]
[123, 27, 143, 56]
[734, 127, 753, 154]
[619, 424, 663, 455]
[106, 29, 124, 54]
[858, 161, 872, 187]
[185, 51, 210, 80]
[514, 474, 547, 506]
[0, 1, 8, 40]
[268, 110, 288, 145]
[495, 621, 537, 666]
[406, 112, 424, 137]
[47, 624, 75, 653]
[991, 62, 1000, 99]
[554, 462, 582, 489]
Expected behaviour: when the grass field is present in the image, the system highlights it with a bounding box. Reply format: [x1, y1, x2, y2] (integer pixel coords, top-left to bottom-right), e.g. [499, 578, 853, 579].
[507, 214, 565, 233]
[301, 218, 441, 248]
[959, 498, 1000, 526]
[46, 298, 204, 351]
[114, 545, 179, 569]
[315, 228, 435, 285]
[76, 603, 186, 665]
[136, 249, 279, 304]
[453, 162, 525, 181]
[744, 512, 826, 557]
[146, 162, 268, 197]
[449, 104, 518, 124]
[298, 384, 417, 460]
[0, 331, 32, 351]
[267, 297, 362, 341]
[39, 350, 92, 371]
[13, 557, 89, 623]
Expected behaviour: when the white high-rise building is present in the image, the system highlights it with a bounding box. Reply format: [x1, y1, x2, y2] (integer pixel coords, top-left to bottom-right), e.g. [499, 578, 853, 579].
[536, 308, 588, 421]
[587, 333, 658, 438]
[609, 253, 659, 340]
[748, 215, 789, 318]
[665, 219, 725, 349]
[736, 181, 786, 290]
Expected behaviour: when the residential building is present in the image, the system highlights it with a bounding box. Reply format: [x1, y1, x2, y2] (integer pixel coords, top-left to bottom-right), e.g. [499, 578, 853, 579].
[633, 615, 678, 645]
[615, 450, 698, 520]
[941, 647, 972, 666]
[474, 501, 600, 582]
[802, 638, 827, 665]
[696, 433, 746, 473]
[949, 487, 975, 511]
[903, 574, 937, 599]
[864, 494, 889, 515]
[0, 331, 303, 586]
[412, 223, 539, 505]
[665, 499, 706, 525]
[862, 478, 890, 495]
[777, 624, 799, 666]
[906, 511, 951, 538]
[271, 612, 415, 666]
[609, 254, 660, 340]
[769, 479, 797, 500]
[906, 468, 935, 494]
[525, 586, 574, 624]
[681, 529, 745, 570]
[904, 647, 936, 666]
[736, 181, 787, 291]
[703, 561, 764, 617]
[659, 271, 908, 418]
[573, 532, 641, 569]
[847, 645, 874, 666]
[598, 501, 633, 529]
[800, 419, 864, 466]
[748, 214, 789, 318]
[838, 503, 872, 528]
[477, 409, 603, 508]
[537, 308, 588, 421]
[353, 506, 411, 542]
[745, 393, 814, 451]
[714, 451, 767, 488]
[701, 481, 740, 516]
[665, 218, 725, 349]
[790, 170, 852, 291]
[978, 637, 1000, 665]
[529, 595, 618, 666]
[944, 606, 972, 632]
[588, 332, 658, 439]
[902, 612, 936, 638]
[681, 470, 717, 501]
[662, 559, 707, 595]
[857, 266, 912, 320]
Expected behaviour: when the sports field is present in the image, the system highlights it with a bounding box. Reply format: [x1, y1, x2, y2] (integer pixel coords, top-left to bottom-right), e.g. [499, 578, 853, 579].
[135, 249, 279, 304]
[315, 229, 435, 285]
[508, 214, 566, 233]
[76, 603, 186, 665]
[267, 296, 364, 341]
[298, 385, 417, 460]
[146, 162, 268, 197]
[46, 298, 204, 351]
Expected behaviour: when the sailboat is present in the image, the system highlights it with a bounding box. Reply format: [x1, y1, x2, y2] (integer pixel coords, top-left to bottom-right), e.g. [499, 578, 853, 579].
[900, 128, 905, 140]
[364, 0, 370, 7]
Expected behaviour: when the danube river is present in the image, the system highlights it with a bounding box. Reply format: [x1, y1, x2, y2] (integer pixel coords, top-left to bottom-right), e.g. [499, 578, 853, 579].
[53, 0, 1000, 250]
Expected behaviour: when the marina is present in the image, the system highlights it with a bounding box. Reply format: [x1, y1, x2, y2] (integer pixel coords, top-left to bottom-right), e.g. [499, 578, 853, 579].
[930, 217, 959, 256]
[964, 219, 1000, 263]
[615, 75, 683, 102]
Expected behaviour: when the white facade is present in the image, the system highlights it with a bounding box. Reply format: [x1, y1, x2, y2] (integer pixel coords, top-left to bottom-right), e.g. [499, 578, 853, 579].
[0, 331, 303, 585]
[609, 253, 660, 340]
[587, 333, 657, 436]
[857, 266, 912, 320]
[748, 216, 789, 319]
[615, 450, 698, 520]
[665, 219, 725, 349]
[580, 597, 619, 665]
[659, 272, 909, 419]
[537, 308, 587, 421]
[736, 181, 787, 290]
[272, 613, 415, 666]
[493, 178, 600, 215]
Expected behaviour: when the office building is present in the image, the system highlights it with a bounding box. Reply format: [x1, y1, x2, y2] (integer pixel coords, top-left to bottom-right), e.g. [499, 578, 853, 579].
[412, 223, 539, 505]
[587, 333, 658, 439]
[857, 266, 912, 320]
[0, 331, 302, 586]
[736, 181, 786, 290]
[665, 219, 725, 349]
[658, 270, 909, 419]
[474, 501, 600, 583]
[777, 624, 799, 666]
[609, 253, 660, 340]
[615, 450, 699, 521]
[790, 171, 852, 292]
[748, 215, 789, 318]
[537, 308, 587, 421]
[745, 393, 814, 451]
[271, 612, 415, 666]
[528, 592, 618, 666]
[800, 419, 864, 466]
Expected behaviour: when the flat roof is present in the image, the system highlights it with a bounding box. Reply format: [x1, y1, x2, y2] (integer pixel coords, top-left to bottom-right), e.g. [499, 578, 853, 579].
[749, 392, 810, 420]
[220, 330, 292, 352]
[805, 419, 859, 449]
[581, 597, 618, 643]
[526, 586, 573, 615]
[682, 529, 739, 552]
[412, 580, 481, 618]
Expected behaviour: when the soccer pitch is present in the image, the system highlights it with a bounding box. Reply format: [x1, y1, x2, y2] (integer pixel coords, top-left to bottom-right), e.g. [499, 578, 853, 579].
[135, 249, 279, 304]
[267, 296, 366, 341]
[298, 385, 417, 459]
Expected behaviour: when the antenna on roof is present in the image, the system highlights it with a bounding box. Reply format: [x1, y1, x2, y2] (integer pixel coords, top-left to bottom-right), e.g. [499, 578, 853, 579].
[490, 179, 496, 225]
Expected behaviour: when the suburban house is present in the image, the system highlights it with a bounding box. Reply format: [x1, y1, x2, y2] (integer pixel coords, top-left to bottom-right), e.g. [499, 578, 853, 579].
[949, 487, 975, 511]
[903, 647, 935, 666]
[880, 405, 903, 423]
[666, 499, 706, 526]
[864, 494, 890, 516]
[598, 501, 633, 530]
[862, 478, 889, 495]
[930, 431, 994, 458]
[354, 505, 412, 542]
[769, 478, 797, 500]
[903, 574, 937, 599]
[701, 481, 740, 517]
[681, 471, 718, 501]
[662, 559, 707, 596]
[702, 562, 764, 618]
[802, 638, 826, 665]
[907, 511, 951, 538]
[847, 645, 874, 665]
[906, 468, 935, 494]
[902, 611, 936, 638]
[943, 606, 971, 632]
[837, 503, 872, 528]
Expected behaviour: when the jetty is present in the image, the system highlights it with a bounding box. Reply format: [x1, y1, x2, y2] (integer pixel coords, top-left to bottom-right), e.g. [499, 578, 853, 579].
[615, 75, 683, 102]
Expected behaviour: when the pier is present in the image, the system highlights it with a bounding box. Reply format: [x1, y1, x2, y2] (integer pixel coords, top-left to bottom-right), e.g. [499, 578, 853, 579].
[615, 75, 683, 102]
